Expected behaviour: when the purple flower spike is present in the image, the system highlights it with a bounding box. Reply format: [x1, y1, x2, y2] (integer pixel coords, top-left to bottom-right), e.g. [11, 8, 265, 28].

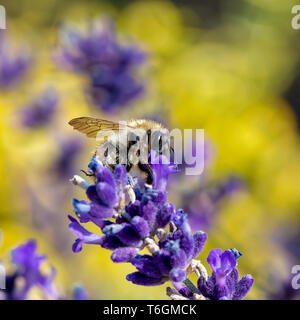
[53, 138, 82, 178]
[68, 155, 253, 300]
[11, 240, 45, 272]
[21, 87, 58, 128]
[197, 266, 254, 300]
[0, 33, 32, 89]
[55, 20, 145, 112]
[3, 239, 88, 300]
[6, 240, 58, 300]
[73, 285, 88, 300]
[194, 250, 253, 300]
[90, 68, 144, 112]
[127, 209, 204, 287]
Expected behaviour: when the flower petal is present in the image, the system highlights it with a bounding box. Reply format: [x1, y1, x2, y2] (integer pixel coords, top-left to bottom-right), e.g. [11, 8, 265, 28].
[192, 231, 207, 258]
[169, 268, 186, 282]
[131, 255, 162, 278]
[157, 202, 174, 228]
[96, 165, 116, 186]
[131, 216, 150, 238]
[116, 225, 143, 247]
[126, 272, 165, 286]
[96, 182, 118, 207]
[233, 275, 254, 300]
[220, 250, 237, 274]
[111, 247, 138, 263]
[207, 248, 222, 273]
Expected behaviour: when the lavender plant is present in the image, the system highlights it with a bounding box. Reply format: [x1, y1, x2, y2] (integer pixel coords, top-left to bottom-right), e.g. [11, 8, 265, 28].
[1, 240, 58, 300]
[55, 20, 145, 112]
[0, 239, 87, 300]
[20, 87, 59, 128]
[52, 137, 82, 179]
[182, 176, 244, 231]
[0, 31, 32, 89]
[68, 155, 254, 300]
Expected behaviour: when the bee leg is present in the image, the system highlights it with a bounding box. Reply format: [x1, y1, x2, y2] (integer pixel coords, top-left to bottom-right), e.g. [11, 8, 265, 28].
[126, 163, 133, 172]
[138, 162, 153, 185]
[108, 164, 116, 172]
[80, 169, 94, 177]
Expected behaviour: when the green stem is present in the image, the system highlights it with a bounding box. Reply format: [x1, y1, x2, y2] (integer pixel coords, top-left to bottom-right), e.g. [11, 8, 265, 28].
[183, 278, 201, 294]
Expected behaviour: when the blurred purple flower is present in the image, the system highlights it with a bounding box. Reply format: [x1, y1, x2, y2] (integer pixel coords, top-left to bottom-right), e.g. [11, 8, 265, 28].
[53, 138, 82, 178]
[2, 240, 89, 300]
[21, 87, 58, 128]
[4, 240, 58, 300]
[268, 277, 300, 300]
[183, 176, 243, 231]
[89, 67, 143, 112]
[72, 285, 88, 300]
[55, 20, 145, 112]
[0, 32, 32, 89]
[270, 228, 300, 299]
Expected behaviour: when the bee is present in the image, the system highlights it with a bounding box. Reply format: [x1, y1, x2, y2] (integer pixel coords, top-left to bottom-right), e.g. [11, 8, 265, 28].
[68, 117, 171, 185]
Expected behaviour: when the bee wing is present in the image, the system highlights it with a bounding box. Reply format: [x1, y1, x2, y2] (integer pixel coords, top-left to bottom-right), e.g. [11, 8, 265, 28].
[68, 117, 133, 138]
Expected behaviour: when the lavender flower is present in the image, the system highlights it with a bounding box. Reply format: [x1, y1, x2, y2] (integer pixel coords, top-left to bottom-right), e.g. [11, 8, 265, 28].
[52, 138, 82, 178]
[0, 32, 32, 89]
[207, 249, 237, 287]
[167, 249, 254, 300]
[89, 67, 143, 112]
[1, 240, 88, 300]
[21, 87, 58, 128]
[183, 176, 243, 231]
[150, 150, 179, 192]
[72, 285, 88, 300]
[2, 240, 58, 300]
[197, 249, 254, 300]
[126, 213, 207, 286]
[68, 154, 253, 300]
[56, 20, 145, 112]
[68, 156, 174, 261]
